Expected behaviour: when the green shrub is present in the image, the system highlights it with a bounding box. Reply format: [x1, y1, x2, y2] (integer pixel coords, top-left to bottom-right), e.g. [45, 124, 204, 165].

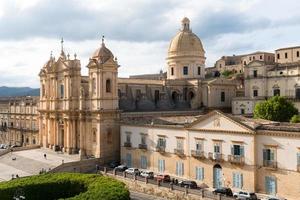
[0, 173, 130, 200]
[290, 115, 300, 123]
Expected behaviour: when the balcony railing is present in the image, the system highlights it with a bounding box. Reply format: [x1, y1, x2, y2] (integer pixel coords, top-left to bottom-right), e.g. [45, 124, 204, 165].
[191, 150, 205, 159]
[208, 152, 224, 162]
[174, 148, 185, 156]
[228, 155, 245, 165]
[138, 143, 147, 150]
[263, 160, 277, 169]
[124, 142, 132, 148]
[156, 146, 165, 153]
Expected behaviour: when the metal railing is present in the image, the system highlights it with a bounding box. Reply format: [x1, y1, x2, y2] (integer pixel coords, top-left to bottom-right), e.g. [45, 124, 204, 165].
[208, 152, 224, 162]
[98, 166, 235, 200]
[156, 146, 165, 153]
[228, 155, 245, 165]
[138, 144, 147, 150]
[191, 150, 205, 159]
[263, 160, 277, 169]
[174, 148, 185, 156]
[123, 142, 132, 148]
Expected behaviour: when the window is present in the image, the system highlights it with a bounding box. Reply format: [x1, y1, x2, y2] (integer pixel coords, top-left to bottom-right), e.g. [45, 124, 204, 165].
[106, 79, 111, 93]
[253, 56, 255, 60]
[253, 70, 257, 77]
[126, 132, 131, 143]
[260, 55, 263, 59]
[221, 92, 225, 102]
[141, 134, 146, 145]
[158, 159, 165, 173]
[219, 64, 222, 68]
[197, 67, 201, 75]
[231, 145, 244, 156]
[243, 61, 246, 65]
[297, 51, 300, 57]
[233, 172, 243, 189]
[214, 143, 221, 153]
[253, 90, 258, 97]
[60, 84, 64, 99]
[265, 176, 277, 195]
[176, 138, 184, 150]
[249, 56, 252, 61]
[277, 53, 280, 59]
[157, 137, 166, 148]
[141, 155, 147, 169]
[195, 167, 204, 181]
[126, 153, 132, 168]
[171, 67, 174, 75]
[93, 129, 97, 143]
[273, 89, 280, 96]
[195, 140, 203, 151]
[263, 148, 276, 168]
[183, 66, 188, 75]
[285, 52, 288, 59]
[176, 161, 184, 176]
[241, 109, 245, 114]
[92, 78, 96, 94]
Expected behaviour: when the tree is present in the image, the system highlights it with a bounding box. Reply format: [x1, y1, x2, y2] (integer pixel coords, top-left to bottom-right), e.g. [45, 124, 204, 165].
[290, 115, 300, 123]
[254, 96, 298, 122]
[221, 70, 234, 77]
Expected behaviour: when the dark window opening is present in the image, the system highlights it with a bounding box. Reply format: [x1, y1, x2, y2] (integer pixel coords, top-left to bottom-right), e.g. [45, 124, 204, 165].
[183, 66, 188, 75]
[253, 90, 258, 97]
[106, 79, 111, 93]
[197, 67, 201, 75]
[285, 52, 288, 59]
[171, 67, 174, 75]
[277, 54, 280, 59]
[253, 70, 257, 77]
[221, 92, 225, 102]
[273, 89, 280, 96]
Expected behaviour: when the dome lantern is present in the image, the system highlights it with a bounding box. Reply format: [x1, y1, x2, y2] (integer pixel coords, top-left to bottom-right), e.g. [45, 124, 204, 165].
[181, 17, 190, 31]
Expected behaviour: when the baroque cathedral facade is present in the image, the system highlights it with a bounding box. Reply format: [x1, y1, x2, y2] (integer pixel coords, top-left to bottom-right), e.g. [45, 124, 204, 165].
[38, 18, 238, 158]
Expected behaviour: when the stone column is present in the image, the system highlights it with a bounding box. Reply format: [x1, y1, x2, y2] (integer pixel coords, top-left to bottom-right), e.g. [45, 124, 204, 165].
[79, 117, 86, 159]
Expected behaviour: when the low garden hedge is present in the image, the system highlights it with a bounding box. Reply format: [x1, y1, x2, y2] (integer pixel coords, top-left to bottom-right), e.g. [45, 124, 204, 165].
[0, 173, 130, 200]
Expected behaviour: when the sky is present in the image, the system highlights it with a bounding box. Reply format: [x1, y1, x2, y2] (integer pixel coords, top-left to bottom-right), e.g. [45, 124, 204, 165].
[1, 0, 300, 87]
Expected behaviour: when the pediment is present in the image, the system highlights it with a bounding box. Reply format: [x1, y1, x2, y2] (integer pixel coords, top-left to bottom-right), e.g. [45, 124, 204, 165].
[247, 60, 264, 67]
[188, 111, 254, 133]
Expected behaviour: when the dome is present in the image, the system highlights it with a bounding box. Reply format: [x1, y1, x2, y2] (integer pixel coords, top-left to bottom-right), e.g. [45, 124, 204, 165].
[168, 17, 205, 58]
[92, 42, 114, 63]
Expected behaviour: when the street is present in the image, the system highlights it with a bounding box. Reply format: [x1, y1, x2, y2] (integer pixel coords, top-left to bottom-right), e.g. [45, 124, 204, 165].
[130, 191, 167, 200]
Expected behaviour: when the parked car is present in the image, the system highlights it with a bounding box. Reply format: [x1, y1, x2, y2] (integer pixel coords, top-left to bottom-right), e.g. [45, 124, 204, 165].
[114, 165, 128, 172]
[233, 191, 258, 200]
[140, 170, 154, 179]
[0, 144, 4, 149]
[213, 187, 233, 197]
[125, 168, 140, 175]
[154, 174, 171, 182]
[178, 180, 198, 189]
[109, 161, 120, 168]
[11, 144, 21, 148]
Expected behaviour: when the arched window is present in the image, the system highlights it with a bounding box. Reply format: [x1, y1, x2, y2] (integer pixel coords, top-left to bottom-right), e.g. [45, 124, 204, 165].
[93, 128, 97, 143]
[106, 79, 111, 93]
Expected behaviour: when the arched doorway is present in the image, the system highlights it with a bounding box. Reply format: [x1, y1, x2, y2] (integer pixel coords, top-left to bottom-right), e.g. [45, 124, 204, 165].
[172, 91, 179, 103]
[295, 88, 300, 99]
[187, 91, 195, 108]
[213, 164, 223, 188]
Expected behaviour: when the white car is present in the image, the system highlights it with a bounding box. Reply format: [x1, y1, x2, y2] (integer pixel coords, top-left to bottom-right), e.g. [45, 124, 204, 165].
[140, 170, 154, 179]
[125, 168, 140, 175]
[233, 191, 258, 200]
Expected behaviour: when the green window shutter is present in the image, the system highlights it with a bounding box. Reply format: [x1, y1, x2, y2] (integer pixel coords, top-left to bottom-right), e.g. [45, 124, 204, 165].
[195, 167, 198, 180]
[263, 149, 267, 160]
[176, 162, 178, 175]
[270, 150, 275, 160]
[201, 167, 204, 180]
[240, 146, 244, 156]
[240, 173, 243, 189]
[232, 172, 236, 188]
[181, 162, 184, 176]
[162, 160, 165, 172]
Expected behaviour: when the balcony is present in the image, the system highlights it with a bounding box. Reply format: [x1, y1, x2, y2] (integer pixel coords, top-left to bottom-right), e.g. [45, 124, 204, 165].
[156, 146, 165, 153]
[208, 152, 224, 162]
[228, 155, 245, 165]
[123, 142, 132, 148]
[191, 150, 205, 159]
[138, 143, 147, 150]
[174, 148, 185, 156]
[263, 160, 277, 169]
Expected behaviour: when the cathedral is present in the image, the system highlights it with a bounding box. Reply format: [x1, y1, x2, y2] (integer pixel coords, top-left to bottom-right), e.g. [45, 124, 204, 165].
[38, 17, 238, 158]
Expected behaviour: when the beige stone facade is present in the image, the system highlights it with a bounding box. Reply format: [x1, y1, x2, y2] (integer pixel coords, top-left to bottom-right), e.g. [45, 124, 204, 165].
[232, 47, 300, 115]
[0, 97, 39, 146]
[120, 111, 300, 199]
